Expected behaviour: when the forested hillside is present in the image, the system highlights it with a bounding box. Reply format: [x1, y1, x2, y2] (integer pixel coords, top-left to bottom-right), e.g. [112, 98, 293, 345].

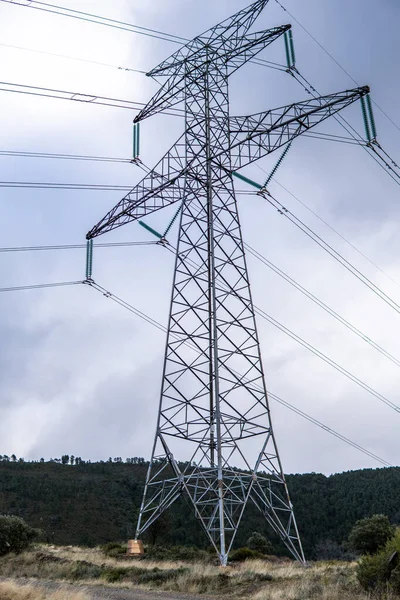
[0, 456, 399, 557]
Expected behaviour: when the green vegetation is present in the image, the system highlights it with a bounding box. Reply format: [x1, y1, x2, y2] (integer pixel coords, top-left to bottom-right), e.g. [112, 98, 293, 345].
[356, 528, 400, 593]
[0, 514, 39, 555]
[0, 457, 399, 557]
[349, 514, 395, 555]
[0, 544, 391, 599]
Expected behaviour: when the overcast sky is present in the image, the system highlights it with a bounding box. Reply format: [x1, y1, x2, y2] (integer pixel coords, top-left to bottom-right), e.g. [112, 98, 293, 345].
[0, 0, 399, 475]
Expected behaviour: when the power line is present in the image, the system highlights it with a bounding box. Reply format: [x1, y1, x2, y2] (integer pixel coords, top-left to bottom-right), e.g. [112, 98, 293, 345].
[0, 81, 184, 116]
[259, 190, 400, 316]
[0, 1, 289, 73]
[0, 181, 256, 194]
[244, 242, 400, 369]
[288, 69, 400, 189]
[160, 227, 400, 416]
[0, 0, 188, 45]
[0, 42, 147, 74]
[0, 150, 133, 163]
[0, 280, 82, 293]
[86, 279, 393, 468]
[7, 0, 400, 143]
[0, 132, 361, 164]
[269, 174, 400, 291]
[274, 0, 400, 135]
[0, 241, 158, 253]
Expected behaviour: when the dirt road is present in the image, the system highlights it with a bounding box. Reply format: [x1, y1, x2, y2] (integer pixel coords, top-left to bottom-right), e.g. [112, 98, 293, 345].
[11, 579, 217, 600]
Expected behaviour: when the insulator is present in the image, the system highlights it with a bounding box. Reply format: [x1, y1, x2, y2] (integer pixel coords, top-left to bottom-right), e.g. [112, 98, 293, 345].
[138, 220, 163, 239]
[284, 32, 291, 69]
[264, 141, 292, 187]
[232, 170, 263, 189]
[288, 29, 296, 66]
[85, 239, 93, 279]
[133, 123, 140, 158]
[360, 96, 372, 142]
[163, 202, 183, 238]
[365, 94, 377, 140]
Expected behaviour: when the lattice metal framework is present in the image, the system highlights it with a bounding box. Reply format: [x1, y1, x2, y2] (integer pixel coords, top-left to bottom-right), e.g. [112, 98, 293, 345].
[88, 0, 368, 566]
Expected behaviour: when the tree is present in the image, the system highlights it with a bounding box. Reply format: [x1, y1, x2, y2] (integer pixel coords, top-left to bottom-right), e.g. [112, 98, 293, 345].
[61, 455, 69, 465]
[246, 532, 274, 555]
[349, 514, 395, 555]
[0, 515, 39, 555]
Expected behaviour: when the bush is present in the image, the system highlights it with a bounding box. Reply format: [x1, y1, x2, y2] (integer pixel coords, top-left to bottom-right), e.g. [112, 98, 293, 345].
[356, 528, 400, 592]
[246, 532, 273, 555]
[102, 567, 126, 583]
[144, 544, 210, 562]
[357, 552, 392, 591]
[0, 515, 39, 556]
[314, 539, 354, 561]
[101, 541, 127, 558]
[69, 560, 102, 581]
[229, 547, 262, 562]
[349, 514, 395, 555]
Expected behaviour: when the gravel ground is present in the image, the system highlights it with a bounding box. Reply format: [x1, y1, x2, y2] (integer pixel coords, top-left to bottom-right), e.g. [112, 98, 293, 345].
[6, 579, 218, 600]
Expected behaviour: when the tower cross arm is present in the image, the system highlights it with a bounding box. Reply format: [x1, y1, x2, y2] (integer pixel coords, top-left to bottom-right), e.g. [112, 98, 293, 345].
[221, 25, 290, 75]
[87, 139, 187, 239]
[225, 86, 369, 170]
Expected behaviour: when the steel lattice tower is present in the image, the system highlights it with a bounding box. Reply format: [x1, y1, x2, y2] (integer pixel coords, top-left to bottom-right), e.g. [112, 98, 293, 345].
[88, 0, 368, 565]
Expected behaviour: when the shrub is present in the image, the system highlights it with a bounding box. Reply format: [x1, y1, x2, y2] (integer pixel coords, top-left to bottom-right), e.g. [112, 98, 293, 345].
[349, 514, 395, 555]
[229, 546, 262, 562]
[144, 544, 210, 562]
[138, 567, 188, 585]
[102, 567, 126, 583]
[356, 528, 400, 591]
[314, 539, 354, 561]
[357, 552, 392, 590]
[100, 541, 127, 558]
[69, 561, 102, 581]
[0, 515, 39, 556]
[246, 532, 273, 555]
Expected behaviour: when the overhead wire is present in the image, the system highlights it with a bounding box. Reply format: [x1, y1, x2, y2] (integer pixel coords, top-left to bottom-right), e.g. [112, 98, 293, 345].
[0, 42, 147, 74]
[0, 280, 83, 293]
[142, 222, 400, 416]
[0, 81, 185, 117]
[0, 241, 158, 253]
[258, 189, 400, 316]
[5, 0, 400, 156]
[287, 69, 400, 188]
[256, 167, 400, 291]
[85, 279, 393, 468]
[0, 0, 188, 45]
[244, 242, 400, 369]
[0, 150, 134, 163]
[273, 0, 400, 135]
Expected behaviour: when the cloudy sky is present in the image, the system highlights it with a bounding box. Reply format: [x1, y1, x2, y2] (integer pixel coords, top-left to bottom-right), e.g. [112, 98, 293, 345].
[0, 0, 399, 475]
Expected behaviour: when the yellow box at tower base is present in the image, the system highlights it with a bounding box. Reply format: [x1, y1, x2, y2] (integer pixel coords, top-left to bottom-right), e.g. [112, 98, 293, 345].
[127, 539, 144, 556]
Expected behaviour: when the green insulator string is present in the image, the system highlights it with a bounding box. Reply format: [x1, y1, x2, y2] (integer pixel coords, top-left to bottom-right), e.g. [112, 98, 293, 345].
[288, 29, 296, 66]
[283, 32, 291, 69]
[85, 239, 93, 279]
[232, 171, 263, 189]
[138, 220, 163, 239]
[360, 96, 372, 142]
[264, 141, 292, 187]
[163, 202, 182, 237]
[133, 122, 140, 158]
[365, 94, 377, 140]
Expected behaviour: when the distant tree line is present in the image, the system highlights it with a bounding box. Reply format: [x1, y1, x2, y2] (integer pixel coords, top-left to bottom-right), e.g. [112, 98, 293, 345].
[0, 457, 399, 558]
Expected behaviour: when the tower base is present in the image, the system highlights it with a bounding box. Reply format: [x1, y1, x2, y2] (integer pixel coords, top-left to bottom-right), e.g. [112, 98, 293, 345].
[127, 539, 144, 556]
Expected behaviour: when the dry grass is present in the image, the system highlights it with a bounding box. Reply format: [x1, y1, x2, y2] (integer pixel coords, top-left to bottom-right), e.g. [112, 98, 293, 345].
[0, 545, 397, 599]
[0, 581, 89, 600]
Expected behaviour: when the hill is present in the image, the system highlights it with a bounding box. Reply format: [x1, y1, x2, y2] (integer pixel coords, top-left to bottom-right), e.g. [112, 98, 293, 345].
[0, 456, 399, 557]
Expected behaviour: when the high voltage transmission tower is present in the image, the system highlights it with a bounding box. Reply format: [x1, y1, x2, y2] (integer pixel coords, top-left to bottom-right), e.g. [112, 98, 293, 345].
[87, 0, 368, 566]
